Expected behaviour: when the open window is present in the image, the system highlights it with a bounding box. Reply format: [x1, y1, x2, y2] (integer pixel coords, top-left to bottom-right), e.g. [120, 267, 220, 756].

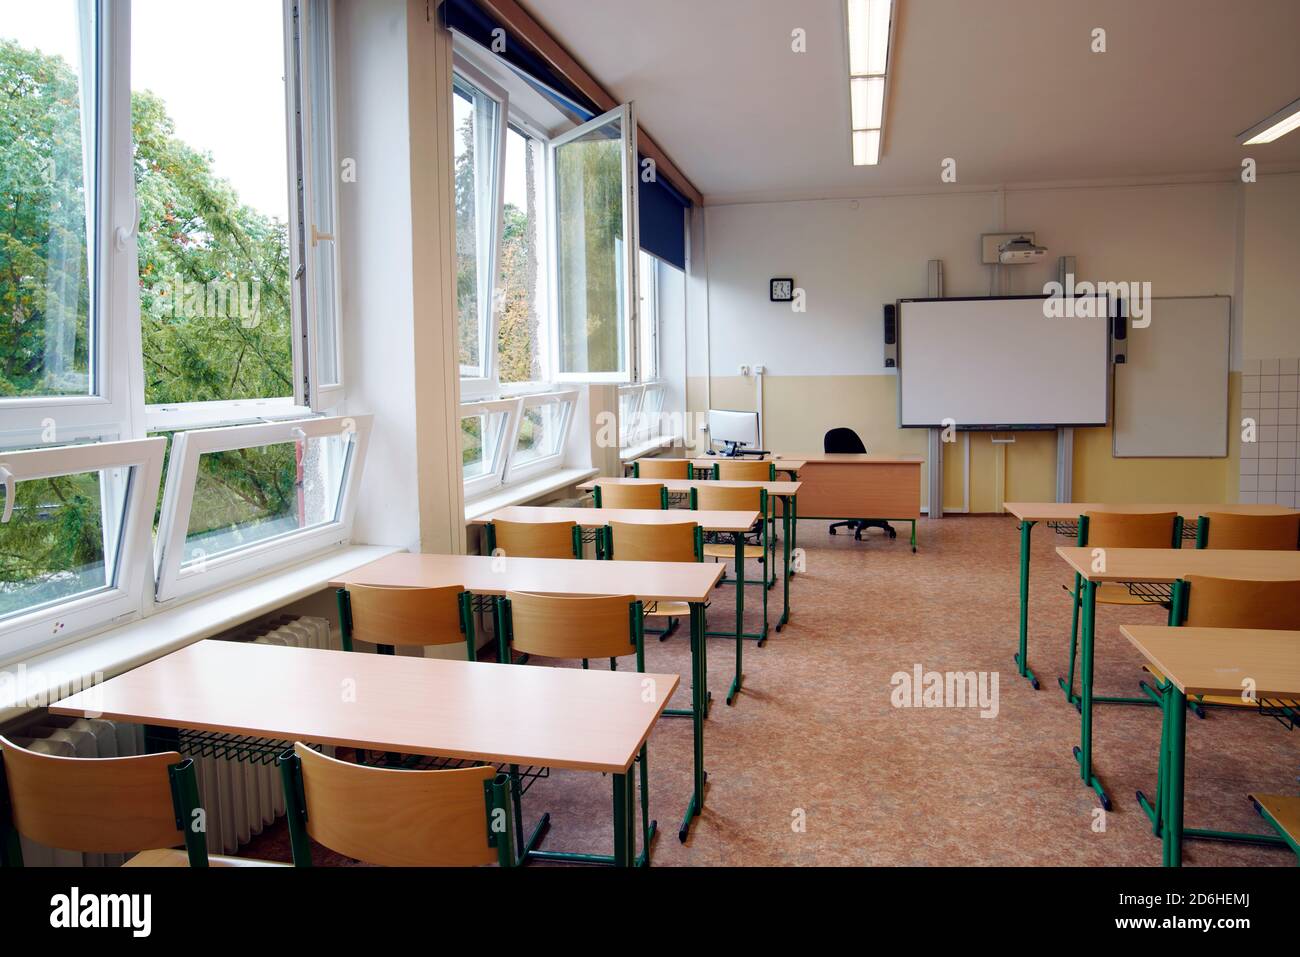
[153, 414, 372, 603]
[0, 438, 165, 661]
[460, 399, 516, 500]
[504, 390, 578, 483]
[549, 105, 641, 384]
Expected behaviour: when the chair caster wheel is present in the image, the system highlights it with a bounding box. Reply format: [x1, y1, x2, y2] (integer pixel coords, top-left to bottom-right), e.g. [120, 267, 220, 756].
[829, 528, 836, 536]
[889, 529, 897, 539]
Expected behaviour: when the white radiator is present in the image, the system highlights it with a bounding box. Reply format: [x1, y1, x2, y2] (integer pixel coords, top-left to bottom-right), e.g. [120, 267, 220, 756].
[9, 615, 334, 864]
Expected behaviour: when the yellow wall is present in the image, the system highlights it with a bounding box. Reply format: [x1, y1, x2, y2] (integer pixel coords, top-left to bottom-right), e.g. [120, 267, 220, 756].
[689, 372, 1239, 512]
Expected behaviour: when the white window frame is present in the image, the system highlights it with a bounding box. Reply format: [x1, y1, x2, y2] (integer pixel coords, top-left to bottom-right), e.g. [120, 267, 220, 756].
[0, 438, 165, 662]
[460, 398, 517, 500]
[153, 414, 372, 604]
[548, 104, 641, 386]
[0, 3, 141, 441]
[452, 60, 509, 398]
[502, 389, 578, 484]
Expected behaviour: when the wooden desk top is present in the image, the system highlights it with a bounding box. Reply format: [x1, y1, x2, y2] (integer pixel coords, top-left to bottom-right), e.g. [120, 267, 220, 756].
[579, 476, 802, 495]
[1056, 546, 1300, 583]
[1006, 502, 1296, 522]
[469, 504, 759, 533]
[51, 641, 677, 774]
[688, 456, 806, 471]
[785, 453, 924, 465]
[331, 552, 724, 604]
[1120, 625, 1300, 699]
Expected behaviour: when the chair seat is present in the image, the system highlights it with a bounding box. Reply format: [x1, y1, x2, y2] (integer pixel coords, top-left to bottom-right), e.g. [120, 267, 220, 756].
[1142, 664, 1299, 709]
[125, 848, 288, 867]
[645, 601, 690, 618]
[703, 544, 766, 560]
[1062, 582, 1150, 606]
[1251, 794, 1300, 845]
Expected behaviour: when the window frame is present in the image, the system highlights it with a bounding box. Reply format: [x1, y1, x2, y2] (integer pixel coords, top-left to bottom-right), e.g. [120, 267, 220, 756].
[152, 413, 372, 604]
[502, 389, 578, 484]
[459, 398, 517, 500]
[0, 437, 165, 663]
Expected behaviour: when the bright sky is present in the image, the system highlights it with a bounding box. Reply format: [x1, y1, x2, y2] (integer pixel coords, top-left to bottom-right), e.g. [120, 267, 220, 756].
[2, 0, 290, 220]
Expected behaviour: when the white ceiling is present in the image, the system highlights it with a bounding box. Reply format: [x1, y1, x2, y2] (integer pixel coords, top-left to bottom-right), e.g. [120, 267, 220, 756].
[520, 0, 1300, 204]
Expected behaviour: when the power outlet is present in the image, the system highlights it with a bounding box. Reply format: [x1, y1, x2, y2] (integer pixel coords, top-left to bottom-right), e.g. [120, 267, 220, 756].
[738, 364, 751, 376]
[981, 232, 1036, 265]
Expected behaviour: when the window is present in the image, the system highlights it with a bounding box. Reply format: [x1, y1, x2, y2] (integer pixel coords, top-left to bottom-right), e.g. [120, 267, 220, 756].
[550, 105, 641, 383]
[505, 390, 577, 482]
[0, 439, 165, 660]
[453, 69, 505, 385]
[638, 251, 659, 382]
[154, 414, 371, 603]
[497, 124, 548, 388]
[460, 399, 515, 500]
[458, 390, 578, 500]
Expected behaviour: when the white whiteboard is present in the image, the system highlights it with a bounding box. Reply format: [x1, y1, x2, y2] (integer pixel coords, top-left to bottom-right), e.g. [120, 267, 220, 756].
[1112, 297, 1230, 458]
[897, 297, 1111, 429]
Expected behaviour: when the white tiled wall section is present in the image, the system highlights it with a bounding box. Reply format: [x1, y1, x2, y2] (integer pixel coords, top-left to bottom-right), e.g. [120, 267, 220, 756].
[1240, 357, 1300, 507]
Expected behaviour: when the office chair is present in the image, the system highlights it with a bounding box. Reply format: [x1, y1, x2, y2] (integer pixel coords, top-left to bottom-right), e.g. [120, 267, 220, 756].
[823, 427, 895, 541]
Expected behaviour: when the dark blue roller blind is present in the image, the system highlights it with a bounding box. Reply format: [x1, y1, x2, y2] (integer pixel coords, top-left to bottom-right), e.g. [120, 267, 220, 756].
[440, 0, 692, 270]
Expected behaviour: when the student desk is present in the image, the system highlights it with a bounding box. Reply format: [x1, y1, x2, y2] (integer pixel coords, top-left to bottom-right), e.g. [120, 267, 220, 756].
[328, 552, 721, 842]
[52, 639, 678, 867]
[687, 456, 805, 481]
[1054, 546, 1300, 810]
[1120, 624, 1300, 867]
[471, 505, 760, 705]
[1003, 502, 1297, 690]
[577, 477, 801, 633]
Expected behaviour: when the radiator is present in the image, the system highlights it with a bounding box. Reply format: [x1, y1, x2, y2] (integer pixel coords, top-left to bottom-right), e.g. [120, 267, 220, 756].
[10, 615, 334, 864]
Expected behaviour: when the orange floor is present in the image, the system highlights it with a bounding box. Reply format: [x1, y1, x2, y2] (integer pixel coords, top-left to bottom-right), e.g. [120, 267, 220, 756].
[245, 515, 1299, 866]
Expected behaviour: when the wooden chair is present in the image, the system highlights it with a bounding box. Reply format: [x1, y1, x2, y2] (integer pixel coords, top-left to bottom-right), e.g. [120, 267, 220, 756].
[488, 518, 580, 559]
[1060, 511, 1181, 706]
[0, 734, 277, 867]
[1196, 512, 1300, 550]
[337, 583, 475, 658]
[503, 591, 652, 861]
[278, 743, 515, 867]
[634, 458, 691, 480]
[1249, 794, 1300, 863]
[593, 481, 668, 510]
[604, 520, 703, 640]
[713, 459, 775, 482]
[692, 482, 772, 587]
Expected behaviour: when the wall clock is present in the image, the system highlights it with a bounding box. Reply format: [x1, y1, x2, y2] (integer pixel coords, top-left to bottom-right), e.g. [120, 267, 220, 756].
[770, 278, 794, 302]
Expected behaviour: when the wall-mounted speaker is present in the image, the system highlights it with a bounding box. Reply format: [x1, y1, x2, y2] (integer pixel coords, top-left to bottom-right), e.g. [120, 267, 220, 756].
[1112, 299, 1128, 364]
[883, 303, 898, 368]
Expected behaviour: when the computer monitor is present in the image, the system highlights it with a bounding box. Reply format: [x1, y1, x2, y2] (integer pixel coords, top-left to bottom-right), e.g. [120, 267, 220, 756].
[707, 409, 761, 455]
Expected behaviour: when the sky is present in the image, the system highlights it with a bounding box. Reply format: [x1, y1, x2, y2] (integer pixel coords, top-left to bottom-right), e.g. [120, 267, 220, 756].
[2, 0, 291, 220]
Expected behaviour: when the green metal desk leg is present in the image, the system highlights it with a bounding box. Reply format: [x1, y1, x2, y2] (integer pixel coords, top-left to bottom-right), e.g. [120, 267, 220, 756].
[1072, 579, 1111, 810]
[1163, 686, 1187, 866]
[727, 531, 744, 706]
[1014, 520, 1040, 688]
[790, 493, 798, 575]
[679, 601, 706, 842]
[613, 770, 633, 867]
[777, 494, 792, 631]
[1137, 679, 1169, 836]
[910, 519, 917, 552]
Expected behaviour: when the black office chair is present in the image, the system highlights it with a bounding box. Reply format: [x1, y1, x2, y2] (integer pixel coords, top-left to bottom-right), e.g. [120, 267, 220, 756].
[824, 427, 897, 542]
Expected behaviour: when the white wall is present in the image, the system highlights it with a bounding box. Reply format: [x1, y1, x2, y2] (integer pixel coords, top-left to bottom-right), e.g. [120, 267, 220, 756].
[1242, 171, 1300, 360]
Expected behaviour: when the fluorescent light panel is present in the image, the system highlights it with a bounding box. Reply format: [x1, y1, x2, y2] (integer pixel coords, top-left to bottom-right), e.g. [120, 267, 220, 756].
[1239, 95, 1300, 145]
[847, 0, 892, 166]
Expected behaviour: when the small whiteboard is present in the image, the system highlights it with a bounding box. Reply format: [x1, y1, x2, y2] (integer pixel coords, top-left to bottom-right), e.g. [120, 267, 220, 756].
[1112, 296, 1230, 458]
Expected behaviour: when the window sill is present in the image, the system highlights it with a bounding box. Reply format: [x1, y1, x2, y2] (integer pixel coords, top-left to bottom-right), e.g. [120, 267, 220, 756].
[0, 543, 401, 724]
[620, 433, 682, 463]
[464, 466, 599, 521]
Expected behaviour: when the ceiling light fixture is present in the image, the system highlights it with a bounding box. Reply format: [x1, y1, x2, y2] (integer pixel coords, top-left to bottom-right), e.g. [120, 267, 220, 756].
[846, 0, 894, 166]
[1238, 95, 1300, 145]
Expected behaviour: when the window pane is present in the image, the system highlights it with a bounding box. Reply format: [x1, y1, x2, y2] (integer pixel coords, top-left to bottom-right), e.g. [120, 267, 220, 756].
[0, 468, 128, 621]
[133, 0, 294, 405]
[454, 76, 499, 379]
[498, 126, 545, 385]
[638, 251, 658, 380]
[0, 2, 95, 399]
[513, 403, 565, 466]
[181, 434, 347, 567]
[307, 1, 341, 390]
[555, 114, 625, 375]
[461, 410, 506, 480]
[619, 389, 640, 446]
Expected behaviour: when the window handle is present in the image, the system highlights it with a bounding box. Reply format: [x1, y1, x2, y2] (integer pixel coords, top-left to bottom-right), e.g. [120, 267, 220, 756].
[115, 198, 140, 251]
[0, 465, 14, 524]
[310, 224, 334, 246]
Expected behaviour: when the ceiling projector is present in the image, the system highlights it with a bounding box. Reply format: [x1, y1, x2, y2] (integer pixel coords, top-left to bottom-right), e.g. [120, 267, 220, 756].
[998, 235, 1048, 264]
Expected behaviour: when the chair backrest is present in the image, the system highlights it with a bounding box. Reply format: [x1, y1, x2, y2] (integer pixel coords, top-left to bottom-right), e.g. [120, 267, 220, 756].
[285, 744, 498, 867]
[1082, 511, 1179, 548]
[1182, 575, 1300, 630]
[345, 584, 465, 647]
[607, 520, 700, 562]
[635, 458, 691, 480]
[0, 735, 185, 855]
[824, 427, 867, 454]
[491, 519, 577, 559]
[694, 482, 764, 513]
[506, 591, 637, 659]
[1199, 512, 1300, 550]
[714, 460, 774, 481]
[595, 482, 666, 509]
